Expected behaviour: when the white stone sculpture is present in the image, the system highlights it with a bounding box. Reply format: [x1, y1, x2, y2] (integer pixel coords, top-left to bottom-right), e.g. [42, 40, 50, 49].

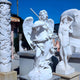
[23, 10, 57, 80]
[56, 9, 80, 75]
[61, 9, 80, 53]
[0, 0, 11, 72]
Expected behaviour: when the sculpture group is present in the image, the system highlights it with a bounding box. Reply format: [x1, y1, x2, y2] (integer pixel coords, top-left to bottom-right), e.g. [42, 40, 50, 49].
[23, 9, 80, 80]
[0, 0, 80, 80]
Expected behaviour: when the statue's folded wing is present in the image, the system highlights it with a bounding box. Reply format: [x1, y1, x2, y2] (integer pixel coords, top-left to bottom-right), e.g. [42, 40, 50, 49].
[48, 19, 57, 38]
[48, 19, 54, 33]
[23, 17, 34, 49]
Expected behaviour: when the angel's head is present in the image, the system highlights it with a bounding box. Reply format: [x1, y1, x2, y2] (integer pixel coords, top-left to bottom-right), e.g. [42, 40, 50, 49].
[39, 10, 48, 21]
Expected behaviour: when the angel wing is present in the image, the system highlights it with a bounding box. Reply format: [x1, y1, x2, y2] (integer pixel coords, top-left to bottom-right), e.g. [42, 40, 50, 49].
[23, 17, 34, 49]
[47, 19, 57, 38]
[47, 19, 54, 33]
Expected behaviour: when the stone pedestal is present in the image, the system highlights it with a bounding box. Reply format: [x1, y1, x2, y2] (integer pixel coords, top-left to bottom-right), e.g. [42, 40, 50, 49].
[0, 71, 17, 80]
[56, 61, 75, 75]
[53, 72, 80, 80]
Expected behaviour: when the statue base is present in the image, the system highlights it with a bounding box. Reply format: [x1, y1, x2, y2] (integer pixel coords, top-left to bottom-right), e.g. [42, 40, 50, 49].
[56, 61, 75, 75]
[53, 72, 80, 80]
[0, 71, 17, 80]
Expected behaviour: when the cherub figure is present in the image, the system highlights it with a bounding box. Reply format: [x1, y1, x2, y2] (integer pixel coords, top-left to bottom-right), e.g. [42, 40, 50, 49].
[23, 10, 57, 80]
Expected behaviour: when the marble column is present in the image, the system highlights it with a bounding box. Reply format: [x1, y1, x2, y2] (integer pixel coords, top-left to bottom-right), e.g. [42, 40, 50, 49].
[0, 0, 12, 72]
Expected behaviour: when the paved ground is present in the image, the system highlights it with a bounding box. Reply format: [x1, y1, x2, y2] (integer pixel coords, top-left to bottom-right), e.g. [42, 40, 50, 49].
[12, 54, 80, 80]
[12, 54, 19, 71]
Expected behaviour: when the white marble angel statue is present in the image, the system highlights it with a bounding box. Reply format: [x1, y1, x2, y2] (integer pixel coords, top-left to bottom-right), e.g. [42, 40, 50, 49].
[56, 9, 80, 75]
[23, 9, 57, 80]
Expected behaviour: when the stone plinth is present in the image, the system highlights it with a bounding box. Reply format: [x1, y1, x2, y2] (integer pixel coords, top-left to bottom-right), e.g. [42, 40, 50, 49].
[0, 71, 17, 80]
[53, 72, 80, 80]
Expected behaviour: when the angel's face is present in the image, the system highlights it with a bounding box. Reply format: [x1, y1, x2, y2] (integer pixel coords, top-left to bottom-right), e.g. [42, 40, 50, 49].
[39, 10, 48, 21]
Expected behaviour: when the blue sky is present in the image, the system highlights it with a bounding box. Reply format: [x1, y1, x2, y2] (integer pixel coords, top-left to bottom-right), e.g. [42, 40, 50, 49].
[9, 0, 80, 24]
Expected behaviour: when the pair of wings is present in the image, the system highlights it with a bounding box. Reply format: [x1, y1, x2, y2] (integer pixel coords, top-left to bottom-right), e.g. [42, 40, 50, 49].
[23, 17, 54, 49]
